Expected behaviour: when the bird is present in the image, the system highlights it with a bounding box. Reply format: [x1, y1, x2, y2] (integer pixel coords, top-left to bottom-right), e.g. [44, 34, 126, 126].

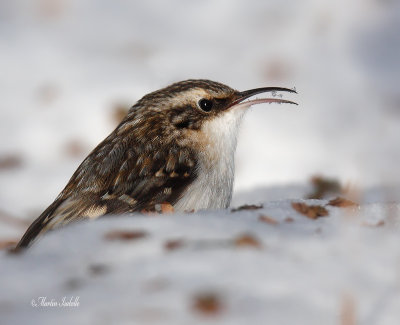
[16, 79, 297, 249]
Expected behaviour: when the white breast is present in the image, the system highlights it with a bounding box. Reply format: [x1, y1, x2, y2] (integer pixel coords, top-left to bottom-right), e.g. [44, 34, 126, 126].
[174, 107, 245, 212]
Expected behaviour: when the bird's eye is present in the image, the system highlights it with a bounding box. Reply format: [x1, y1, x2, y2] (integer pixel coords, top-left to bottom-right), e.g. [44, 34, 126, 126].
[198, 98, 213, 112]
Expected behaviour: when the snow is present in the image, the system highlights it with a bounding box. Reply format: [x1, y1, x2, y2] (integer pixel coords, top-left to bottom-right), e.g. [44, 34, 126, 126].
[1, 195, 400, 324]
[0, 0, 400, 324]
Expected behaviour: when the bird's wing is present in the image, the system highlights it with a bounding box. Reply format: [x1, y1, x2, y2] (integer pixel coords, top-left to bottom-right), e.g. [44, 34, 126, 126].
[15, 137, 198, 249]
[98, 142, 198, 213]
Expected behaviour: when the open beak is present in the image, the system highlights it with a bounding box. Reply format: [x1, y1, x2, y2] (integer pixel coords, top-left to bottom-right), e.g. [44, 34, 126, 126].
[229, 87, 297, 109]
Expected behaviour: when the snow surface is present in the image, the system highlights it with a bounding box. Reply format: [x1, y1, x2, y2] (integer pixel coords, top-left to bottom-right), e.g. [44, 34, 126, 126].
[0, 0, 400, 324]
[1, 194, 400, 324]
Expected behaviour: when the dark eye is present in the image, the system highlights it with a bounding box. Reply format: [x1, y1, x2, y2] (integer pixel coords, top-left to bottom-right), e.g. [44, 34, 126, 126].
[198, 98, 213, 112]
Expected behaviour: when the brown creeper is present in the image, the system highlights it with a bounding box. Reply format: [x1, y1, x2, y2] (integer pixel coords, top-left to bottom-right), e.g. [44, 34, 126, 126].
[16, 79, 296, 248]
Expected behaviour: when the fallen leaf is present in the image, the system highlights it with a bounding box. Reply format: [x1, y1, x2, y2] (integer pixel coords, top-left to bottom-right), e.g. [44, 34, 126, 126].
[231, 204, 263, 212]
[307, 175, 341, 199]
[233, 234, 262, 248]
[104, 230, 148, 241]
[284, 217, 294, 223]
[193, 292, 223, 316]
[328, 197, 359, 208]
[259, 215, 279, 225]
[291, 202, 329, 219]
[164, 239, 185, 251]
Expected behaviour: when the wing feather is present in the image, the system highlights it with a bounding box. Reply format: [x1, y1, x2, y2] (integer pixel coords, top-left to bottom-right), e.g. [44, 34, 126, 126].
[16, 134, 198, 248]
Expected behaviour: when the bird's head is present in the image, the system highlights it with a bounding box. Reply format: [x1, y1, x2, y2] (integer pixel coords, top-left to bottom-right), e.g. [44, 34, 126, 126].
[123, 79, 296, 146]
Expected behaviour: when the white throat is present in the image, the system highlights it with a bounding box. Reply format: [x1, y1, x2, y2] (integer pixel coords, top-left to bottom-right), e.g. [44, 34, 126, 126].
[174, 107, 246, 212]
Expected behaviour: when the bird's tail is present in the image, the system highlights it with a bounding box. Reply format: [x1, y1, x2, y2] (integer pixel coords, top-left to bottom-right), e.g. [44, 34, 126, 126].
[15, 198, 65, 250]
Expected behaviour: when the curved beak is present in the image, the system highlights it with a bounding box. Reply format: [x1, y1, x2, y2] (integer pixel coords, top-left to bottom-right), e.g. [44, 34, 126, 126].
[229, 87, 298, 108]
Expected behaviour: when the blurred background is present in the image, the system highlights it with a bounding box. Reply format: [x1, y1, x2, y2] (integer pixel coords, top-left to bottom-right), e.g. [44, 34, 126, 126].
[0, 0, 399, 237]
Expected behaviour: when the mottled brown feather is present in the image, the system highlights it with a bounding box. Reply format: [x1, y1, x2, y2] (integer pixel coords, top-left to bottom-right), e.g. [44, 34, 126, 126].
[16, 79, 238, 249]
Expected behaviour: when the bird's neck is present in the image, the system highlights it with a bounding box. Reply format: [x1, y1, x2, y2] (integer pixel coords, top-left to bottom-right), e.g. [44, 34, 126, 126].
[174, 108, 246, 211]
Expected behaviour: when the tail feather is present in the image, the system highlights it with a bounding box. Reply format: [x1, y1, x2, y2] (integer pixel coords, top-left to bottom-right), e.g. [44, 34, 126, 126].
[15, 199, 65, 249]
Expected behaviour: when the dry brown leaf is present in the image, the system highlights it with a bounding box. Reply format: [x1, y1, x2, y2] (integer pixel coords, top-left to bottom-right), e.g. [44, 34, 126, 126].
[233, 234, 262, 248]
[231, 204, 263, 212]
[291, 202, 329, 219]
[308, 175, 341, 199]
[193, 292, 223, 316]
[328, 197, 359, 208]
[284, 217, 295, 223]
[164, 239, 185, 251]
[258, 215, 279, 225]
[104, 230, 148, 241]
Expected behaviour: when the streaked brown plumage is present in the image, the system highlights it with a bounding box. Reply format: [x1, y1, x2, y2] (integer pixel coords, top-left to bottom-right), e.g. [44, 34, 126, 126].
[16, 79, 296, 249]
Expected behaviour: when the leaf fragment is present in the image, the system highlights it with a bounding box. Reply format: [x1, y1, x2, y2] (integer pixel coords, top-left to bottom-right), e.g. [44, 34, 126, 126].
[328, 197, 359, 208]
[233, 233, 262, 248]
[258, 215, 279, 225]
[193, 292, 223, 316]
[104, 230, 148, 241]
[291, 202, 329, 219]
[231, 204, 263, 212]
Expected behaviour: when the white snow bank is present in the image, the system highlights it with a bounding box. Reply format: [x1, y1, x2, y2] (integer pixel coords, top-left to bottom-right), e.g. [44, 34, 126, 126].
[1, 195, 399, 325]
